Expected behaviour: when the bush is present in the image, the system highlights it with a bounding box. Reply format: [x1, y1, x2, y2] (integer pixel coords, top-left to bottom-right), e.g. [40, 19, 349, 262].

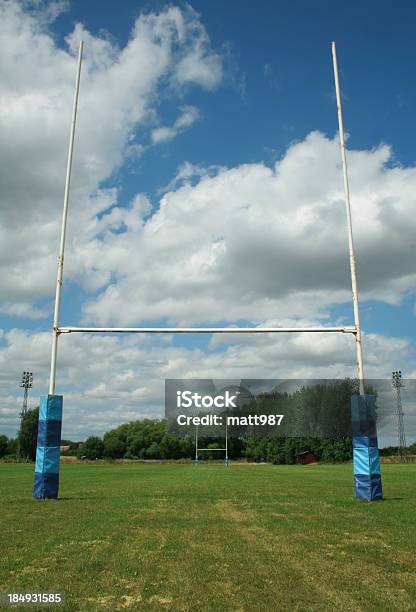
[103, 426, 128, 458]
[7, 437, 18, 456]
[81, 436, 104, 460]
[0, 435, 8, 458]
[18, 407, 39, 461]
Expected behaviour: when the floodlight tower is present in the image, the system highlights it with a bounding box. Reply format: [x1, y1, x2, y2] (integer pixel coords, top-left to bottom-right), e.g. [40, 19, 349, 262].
[19, 371, 33, 417]
[392, 371, 407, 461]
[18, 371, 33, 460]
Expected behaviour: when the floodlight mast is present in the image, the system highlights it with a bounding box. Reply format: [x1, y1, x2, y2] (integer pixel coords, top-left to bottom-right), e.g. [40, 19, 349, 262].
[49, 41, 83, 395]
[19, 371, 33, 416]
[331, 41, 365, 395]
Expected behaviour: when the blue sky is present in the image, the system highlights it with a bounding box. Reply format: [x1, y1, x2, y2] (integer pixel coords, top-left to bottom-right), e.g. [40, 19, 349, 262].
[48, 1, 414, 195]
[0, 0, 414, 440]
[57, 0, 416, 166]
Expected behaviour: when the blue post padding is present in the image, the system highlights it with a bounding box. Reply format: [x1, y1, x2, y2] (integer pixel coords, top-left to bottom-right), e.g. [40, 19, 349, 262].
[39, 395, 63, 421]
[351, 396, 383, 501]
[354, 474, 383, 501]
[353, 435, 378, 448]
[34, 394, 63, 500]
[351, 394, 377, 437]
[35, 446, 61, 474]
[370, 474, 383, 500]
[354, 474, 370, 500]
[33, 472, 60, 499]
[369, 446, 381, 474]
[353, 440, 381, 475]
[37, 420, 62, 447]
[353, 447, 371, 475]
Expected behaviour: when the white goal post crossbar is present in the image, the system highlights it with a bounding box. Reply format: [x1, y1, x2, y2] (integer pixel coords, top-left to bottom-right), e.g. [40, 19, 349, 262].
[48, 40, 365, 396]
[58, 326, 357, 335]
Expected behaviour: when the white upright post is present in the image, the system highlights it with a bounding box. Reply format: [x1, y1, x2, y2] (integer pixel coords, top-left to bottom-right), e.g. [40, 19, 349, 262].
[195, 425, 199, 463]
[49, 41, 83, 395]
[331, 41, 365, 395]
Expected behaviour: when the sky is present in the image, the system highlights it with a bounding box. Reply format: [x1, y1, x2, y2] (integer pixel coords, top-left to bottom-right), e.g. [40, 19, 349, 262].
[0, 0, 415, 442]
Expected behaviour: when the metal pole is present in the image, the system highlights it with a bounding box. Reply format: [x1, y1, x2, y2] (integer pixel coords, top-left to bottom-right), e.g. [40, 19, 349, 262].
[225, 422, 228, 466]
[195, 425, 199, 463]
[392, 371, 407, 461]
[49, 41, 83, 395]
[58, 325, 356, 334]
[18, 388, 28, 461]
[395, 385, 405, 460]
[331, 41, 365, 395]
[23, 387, 28, 414]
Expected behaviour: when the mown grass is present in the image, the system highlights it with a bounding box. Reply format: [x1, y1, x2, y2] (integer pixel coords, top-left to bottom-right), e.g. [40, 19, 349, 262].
[1, 463, 415, 611]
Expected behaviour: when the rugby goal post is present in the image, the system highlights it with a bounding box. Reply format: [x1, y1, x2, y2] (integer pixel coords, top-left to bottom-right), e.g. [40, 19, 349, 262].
[195, 423, 229, 466]
[33, 41, 382, 501]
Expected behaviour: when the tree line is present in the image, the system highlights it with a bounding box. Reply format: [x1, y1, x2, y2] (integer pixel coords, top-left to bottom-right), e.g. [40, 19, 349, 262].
[3, 378, 412, 463]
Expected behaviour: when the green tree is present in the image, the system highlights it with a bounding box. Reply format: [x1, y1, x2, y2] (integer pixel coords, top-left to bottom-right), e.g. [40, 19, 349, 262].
[7, 437, 18, 457]
[145, 441, 161, 459]
[18, 407, 39, 461]
[82, 436, 104, 459]
[0, 434, 8, 457]
[103, 424, 129, 458]
[160, 435, 184, 459]
[126, 419, 165, 458]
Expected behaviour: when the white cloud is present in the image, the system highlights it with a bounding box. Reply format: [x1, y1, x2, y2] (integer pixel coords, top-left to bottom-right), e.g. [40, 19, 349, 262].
[79, 131, 416, 326]
[172, 11, 222, 90]
[159, 160, 225, 194]
[0, 303, 49, 320]
[0, 324, 414, 439]
[0, 1, 222, 313]
[3, 2, 414, 331]
[0, 2, 414, 444]
[151, 105, 200, 144]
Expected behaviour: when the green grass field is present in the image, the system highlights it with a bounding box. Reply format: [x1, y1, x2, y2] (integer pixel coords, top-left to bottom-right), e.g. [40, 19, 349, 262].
[1, 463, 415, 611]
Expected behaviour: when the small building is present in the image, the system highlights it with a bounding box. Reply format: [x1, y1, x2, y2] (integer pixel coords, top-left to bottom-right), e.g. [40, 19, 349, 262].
[296, 450, 317, 465]
[60, 445, 71, 452]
